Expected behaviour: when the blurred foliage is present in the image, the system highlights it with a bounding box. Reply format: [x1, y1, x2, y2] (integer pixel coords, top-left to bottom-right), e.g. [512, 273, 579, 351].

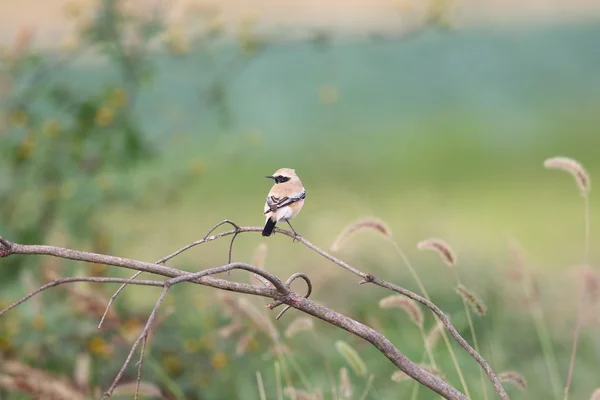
[0, 0, 264, 281]
[0, 0, 163, 282]
[2, 0, 600, 399]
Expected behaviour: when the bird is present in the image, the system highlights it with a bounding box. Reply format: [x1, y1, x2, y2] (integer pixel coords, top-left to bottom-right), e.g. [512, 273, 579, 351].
[262, 168, 306, 238]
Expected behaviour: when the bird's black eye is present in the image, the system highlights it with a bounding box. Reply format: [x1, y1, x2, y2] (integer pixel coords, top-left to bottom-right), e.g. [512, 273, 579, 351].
[275, 175, 291, 184]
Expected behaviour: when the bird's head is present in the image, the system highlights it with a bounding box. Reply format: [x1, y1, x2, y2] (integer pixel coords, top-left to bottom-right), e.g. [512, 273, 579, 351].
[265, 168, 299, 184]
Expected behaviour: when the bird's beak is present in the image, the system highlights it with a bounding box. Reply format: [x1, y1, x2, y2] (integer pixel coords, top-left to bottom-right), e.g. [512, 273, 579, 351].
[265, 175, 275, 180]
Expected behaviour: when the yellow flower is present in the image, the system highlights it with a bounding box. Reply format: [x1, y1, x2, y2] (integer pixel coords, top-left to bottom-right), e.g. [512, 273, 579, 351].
[121, 318, 142, 343]
[88, 336, 107, 356]
[31, 315, 46, 330]
[108, 88, 128, 108]
[4, 316, 21, 336]
[194, 372, 210, 388]
[43, 119, 61, 138]
[198, 335, 215, 351]
[9, 109, 27, 127]
[166, 25, 189, 55]
[163, 353, 182, 374]
[210, 352, 228, 369]
[94, 231, 111, 251]
[319, 85, 339, 104]
[90, 263, 106, 275]
[246, 337, 259, 352]
[0, 335, 11, 351]
[184, 338, 200, 353]
[18, 136, 35, 160]
[95, 107, 115, 126]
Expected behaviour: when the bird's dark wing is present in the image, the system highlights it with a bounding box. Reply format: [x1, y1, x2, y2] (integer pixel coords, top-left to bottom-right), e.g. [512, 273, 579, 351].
[264, 191, 306, 214]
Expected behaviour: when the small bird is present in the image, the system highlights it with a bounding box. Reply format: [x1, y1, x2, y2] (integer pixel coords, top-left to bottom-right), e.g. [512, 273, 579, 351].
[262, 168, 306, 237]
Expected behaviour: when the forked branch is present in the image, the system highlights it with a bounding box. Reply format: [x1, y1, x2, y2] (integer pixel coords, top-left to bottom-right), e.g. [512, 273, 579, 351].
[0, 223, 507, 399]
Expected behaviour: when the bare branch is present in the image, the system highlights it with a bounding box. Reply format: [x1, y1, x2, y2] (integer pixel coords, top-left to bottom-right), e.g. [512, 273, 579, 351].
[164, 226, 509, 399]
[0, 236, 12, 257]
[0, 224, 509, 399]
[0, 277, 164, 318]
[368, 276, 507, 399]
[7, 241, 278, 298]
[99, 220, 242, 328]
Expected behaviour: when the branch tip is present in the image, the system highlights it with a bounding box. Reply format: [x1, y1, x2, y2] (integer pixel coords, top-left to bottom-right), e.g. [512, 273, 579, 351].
[0, 236, 12, 257]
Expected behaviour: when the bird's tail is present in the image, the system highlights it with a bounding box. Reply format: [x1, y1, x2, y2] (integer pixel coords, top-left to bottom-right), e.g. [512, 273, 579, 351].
[262, 218, 276, 237]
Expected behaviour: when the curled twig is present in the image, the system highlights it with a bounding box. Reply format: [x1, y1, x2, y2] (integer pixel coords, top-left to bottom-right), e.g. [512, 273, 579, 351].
[269, 273, 313, 320]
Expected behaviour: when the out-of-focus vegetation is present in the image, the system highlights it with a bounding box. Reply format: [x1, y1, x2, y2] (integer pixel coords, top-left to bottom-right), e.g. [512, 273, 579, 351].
[1, 0, 600, 399]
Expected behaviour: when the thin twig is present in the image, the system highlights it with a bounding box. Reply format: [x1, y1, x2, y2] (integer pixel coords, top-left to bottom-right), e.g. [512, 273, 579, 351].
[268, 273, 312, 320]
[134, 335, 148, 400]
[99, 220, 241, 328]
[104, 286, 170, 398]
[0, 277, 163, 318]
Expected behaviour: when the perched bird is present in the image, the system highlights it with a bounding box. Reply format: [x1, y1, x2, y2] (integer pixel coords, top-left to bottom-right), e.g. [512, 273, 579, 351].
[262, 168, 306, 237]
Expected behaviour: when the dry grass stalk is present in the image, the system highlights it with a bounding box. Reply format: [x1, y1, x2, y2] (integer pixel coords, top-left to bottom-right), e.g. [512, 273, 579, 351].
[378, 295, 424, 328]
[268, 344, 292, 358]
[0, 360, 85, 400]
[498, 371, 527, 391]
[251, 243, 273, 286]
[425, 320, 445, 350]
[579, 265, 600, 304]
[544, 157, 592, 400]
[543, 156, 590, 196]
[285, 316, 314, 338]
[253, 243, 268, 268]
[216, 291, 238, 318]
[217, 321, 244, 338]
[339, 367, 353, 399]
[455, 284, 487, 317]
[237, 298, 279, 340]
[417, 238, 457, 267]
[44, 264, 120, 323]
[235, 332, 255, 356]
[331, 218, 392, 251]
[283, 387, 321, 400]
[391, 369, 411, 382]
[73, 353, 90, 390]
[256, 371, 267, 400]
[112, 382, 164, 398]
[335, 340, 367, 377]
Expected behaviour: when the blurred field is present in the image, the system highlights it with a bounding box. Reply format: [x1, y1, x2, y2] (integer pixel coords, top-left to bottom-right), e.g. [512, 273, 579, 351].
[1, 1, 600, 399]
